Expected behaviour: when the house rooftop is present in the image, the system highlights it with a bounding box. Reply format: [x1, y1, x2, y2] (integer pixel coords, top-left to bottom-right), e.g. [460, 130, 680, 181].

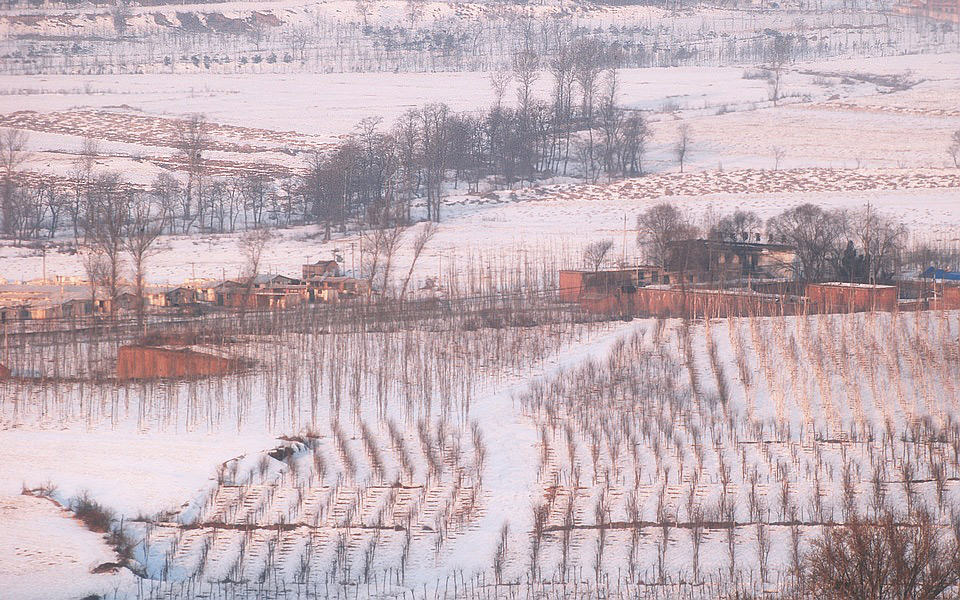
[920, 267, 960, 281]
[667, 238, 796, 252]
[813, 282, 897, 289]
[560, 265, 664, 274]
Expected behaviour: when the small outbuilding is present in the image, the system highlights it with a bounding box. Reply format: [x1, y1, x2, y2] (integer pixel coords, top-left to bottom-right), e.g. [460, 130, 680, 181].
[116, 346, 241, 379]
[559, 266, 664, 303]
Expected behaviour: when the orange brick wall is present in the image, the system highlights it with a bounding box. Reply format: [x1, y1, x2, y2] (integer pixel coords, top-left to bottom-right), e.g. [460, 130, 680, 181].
[117, 346, 239, 380]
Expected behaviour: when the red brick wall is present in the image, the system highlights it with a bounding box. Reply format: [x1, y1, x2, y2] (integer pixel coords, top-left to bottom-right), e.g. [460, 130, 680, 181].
[117, 346, 239, 380]
[940, 285, 960, 309]
[580, 288, 797, 318]
[559, 271, 587, 303]
[805, 284, 897, 313]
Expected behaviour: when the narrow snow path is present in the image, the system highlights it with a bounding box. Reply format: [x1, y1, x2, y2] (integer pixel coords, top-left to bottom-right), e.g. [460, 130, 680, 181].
[438, 320, 641, 578]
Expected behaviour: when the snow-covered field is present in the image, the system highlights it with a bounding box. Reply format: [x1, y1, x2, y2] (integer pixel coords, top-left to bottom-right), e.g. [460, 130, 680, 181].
[0, 494, 135, 599]
[2, 0, 960, 595]
[5, 307, 960, 598]
[4, 52, 960, 182]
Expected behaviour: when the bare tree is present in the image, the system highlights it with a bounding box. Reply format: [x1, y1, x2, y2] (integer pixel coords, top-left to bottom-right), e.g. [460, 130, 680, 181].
[583, 239, 614, 271]
[404, 0, 426, 27]
[242, 174, 271, 228]
[237, 227, 274, 310]
[174, 114, 210, 233]
[710, 209, 763, 242]
[621, 114, 651, 175]
[111, 0, 131, 36]
[85, 173, 129, 315]
[81, 246, 109, 315]
[43, 182, 66, 239]
[354, 0, 374, 26]
[805, 509, 960, 600]
[0, 128, 30, 237]
[772, 146, 787, 170]
[573, 38, 607, 124]
[238, 227, 273, 280]
[377, 226, 407, 296]
[636, 203, 698, 266]
[489, 69, 513, 111]
[399, 221, 438, 300]
[493, 522, 509, 585]
[767, 203, 847, 281]
[768, 35, 794, 106]
[288, 27, 310, 61]
[949, 129, 960, 168]
[149, 172, 181, 234]
[124, 197, 163, 328]
[68, 137, 100, 241]
[845, 205, 908, 284]
[512, 50, 541, 116]
[674, 124, 692, 173]
[575, 137, 602, 183]
[420, 104, 449, 222]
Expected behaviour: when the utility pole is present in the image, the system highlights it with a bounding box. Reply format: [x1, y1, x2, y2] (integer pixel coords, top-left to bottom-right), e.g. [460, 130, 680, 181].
[622, 213, 627, 265]
[866, 200, 873, 285]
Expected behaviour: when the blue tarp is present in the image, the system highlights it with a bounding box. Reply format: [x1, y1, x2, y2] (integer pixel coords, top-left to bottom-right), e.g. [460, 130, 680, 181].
[921, 267, 960, 281]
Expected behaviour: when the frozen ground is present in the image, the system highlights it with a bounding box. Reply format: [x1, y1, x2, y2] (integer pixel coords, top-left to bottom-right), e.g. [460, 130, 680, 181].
[5, 310, 960, 598]
[0, 494, 135, 600]
[0, 430, 279, 517]
[2, 53, 959, 182]
[1, 10, 960, 596]
[0, 66, 862, 183]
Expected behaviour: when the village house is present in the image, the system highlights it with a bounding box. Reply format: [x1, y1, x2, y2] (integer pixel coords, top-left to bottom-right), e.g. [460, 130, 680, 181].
[0, 302, 28, 323]
[60, 298, 92, 318]
[305, 276, 370, 303]
[113, 291, 140, 312]
[252, 274, 301, 289]
[149, 286, 199, 308]
[117, 345, 242, 379]
[213, 278, 307, 309]
[0, 287, 94, 322]
[558, 266, 666, 303]
[212, 280, 248, 308]
[664, 239, 798, 283]
[27, 303, 62, 320]
[302, 259, 341, 280]
[895, 0, 960, 21]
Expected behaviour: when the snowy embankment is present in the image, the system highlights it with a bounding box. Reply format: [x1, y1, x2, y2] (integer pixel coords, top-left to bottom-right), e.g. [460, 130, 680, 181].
[0, 494, 135, 599]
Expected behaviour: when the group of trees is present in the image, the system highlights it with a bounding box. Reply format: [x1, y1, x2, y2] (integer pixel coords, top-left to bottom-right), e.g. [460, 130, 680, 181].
[804, 507, 960, 600]
[76, 173, 164, 325]
[0, 124, 283, 243]
[634, 202, 909, 283]
[2, 36, 654, 244]
[306, 39, 654, 233]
